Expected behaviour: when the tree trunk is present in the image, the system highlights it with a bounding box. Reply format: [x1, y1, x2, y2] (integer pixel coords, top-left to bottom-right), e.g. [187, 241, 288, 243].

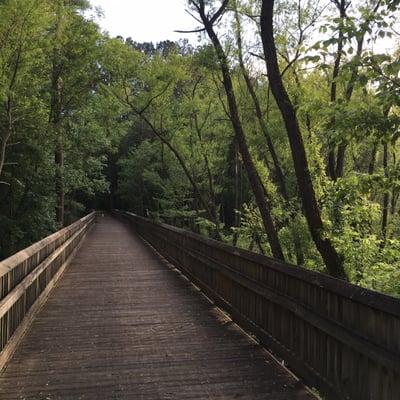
[380, 107, 392, 246]
[260, 0, 347, 279]
[335, 36, 367, 179]
[0, 42, 22, 178]
[50, 65, 64, 226]
[381, 142, 389, 247]
[0, 100, 13, 178]
[389, 188, 399, 240]
[327, 0, 347, 180]
[133, 111, 222, 240]
[335, 142, 346, 178]
[368, 143, 378, 174]
[234, 5, 308, 265]
[198, 2, 284, 260]
[232, 142, 240, 246]
[330, 1, 381, 180]
[234, 4, 288, 200]
[50, 1, 65, 226]
[55, 134, 64, 225]
[194, 113, 221, 237]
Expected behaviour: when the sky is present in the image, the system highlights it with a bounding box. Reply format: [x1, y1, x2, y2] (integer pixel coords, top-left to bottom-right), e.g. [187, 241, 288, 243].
[88, 0, 198, 43]
[87, 1, 398, 53]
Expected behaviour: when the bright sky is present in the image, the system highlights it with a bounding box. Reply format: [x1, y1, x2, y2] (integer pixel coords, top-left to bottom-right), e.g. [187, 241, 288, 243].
[87, 1, 398, 53]
[88, 0, 198, 43]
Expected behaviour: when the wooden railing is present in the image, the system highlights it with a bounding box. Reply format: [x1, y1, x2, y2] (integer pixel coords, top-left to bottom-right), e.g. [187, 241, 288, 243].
[115, 210, 400, 400]
[0, 211, 96, 369]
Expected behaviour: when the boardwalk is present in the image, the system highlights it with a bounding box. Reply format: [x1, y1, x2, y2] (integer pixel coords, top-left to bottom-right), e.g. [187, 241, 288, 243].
[0, 216, 314, 399]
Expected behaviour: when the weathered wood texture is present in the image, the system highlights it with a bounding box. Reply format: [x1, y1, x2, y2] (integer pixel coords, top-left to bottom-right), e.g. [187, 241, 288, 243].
[0, 215, 314, 399]
[0, 212, 96, 368]
[115, 211, 400, 400]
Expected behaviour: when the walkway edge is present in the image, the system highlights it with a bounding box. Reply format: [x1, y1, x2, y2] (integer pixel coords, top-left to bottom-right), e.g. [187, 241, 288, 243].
[0, 225, 93, 372]
[139, 235, 319, 399]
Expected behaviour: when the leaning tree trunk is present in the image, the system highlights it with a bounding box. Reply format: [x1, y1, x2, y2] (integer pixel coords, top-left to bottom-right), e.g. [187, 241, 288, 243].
[233, 4, 288, 200]
[193, 111, 222, 237]
[198, 3, 284, 260]
[260, 0, 347, 279]
[233, 1, 308, 265]
[132, 111, 222, 240]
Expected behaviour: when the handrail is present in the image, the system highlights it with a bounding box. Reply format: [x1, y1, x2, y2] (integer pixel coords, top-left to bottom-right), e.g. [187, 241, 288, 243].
[115, 210, 400, 400]
[0, 212, 94, 288]
[0, 211, 96, 370]
[125, 214, 400, 317]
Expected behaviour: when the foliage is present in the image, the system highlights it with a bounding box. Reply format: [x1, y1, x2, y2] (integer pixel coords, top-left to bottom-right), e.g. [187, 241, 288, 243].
[1, 0, 400, 297]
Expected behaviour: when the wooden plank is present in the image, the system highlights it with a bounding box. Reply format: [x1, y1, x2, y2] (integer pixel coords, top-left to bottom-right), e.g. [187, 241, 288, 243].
[0, 216, 315, 400]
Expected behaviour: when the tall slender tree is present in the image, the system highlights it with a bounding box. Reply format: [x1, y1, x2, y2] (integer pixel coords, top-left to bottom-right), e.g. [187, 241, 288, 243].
[188, 0, 285, 260]
[260, 0, 348, 279]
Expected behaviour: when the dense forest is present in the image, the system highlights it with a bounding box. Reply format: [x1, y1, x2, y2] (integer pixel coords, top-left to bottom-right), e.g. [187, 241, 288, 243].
[1, 0, 400, 296]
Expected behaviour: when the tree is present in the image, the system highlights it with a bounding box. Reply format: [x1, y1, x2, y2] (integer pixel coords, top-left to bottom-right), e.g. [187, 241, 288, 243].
[260, 0, 348, 279]
[187, 0, 285, 260]
[47, 0, 102, 225]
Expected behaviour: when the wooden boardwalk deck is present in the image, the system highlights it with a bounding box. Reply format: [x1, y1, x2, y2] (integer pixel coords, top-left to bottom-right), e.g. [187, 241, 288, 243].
[0, 216, 315, 399]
